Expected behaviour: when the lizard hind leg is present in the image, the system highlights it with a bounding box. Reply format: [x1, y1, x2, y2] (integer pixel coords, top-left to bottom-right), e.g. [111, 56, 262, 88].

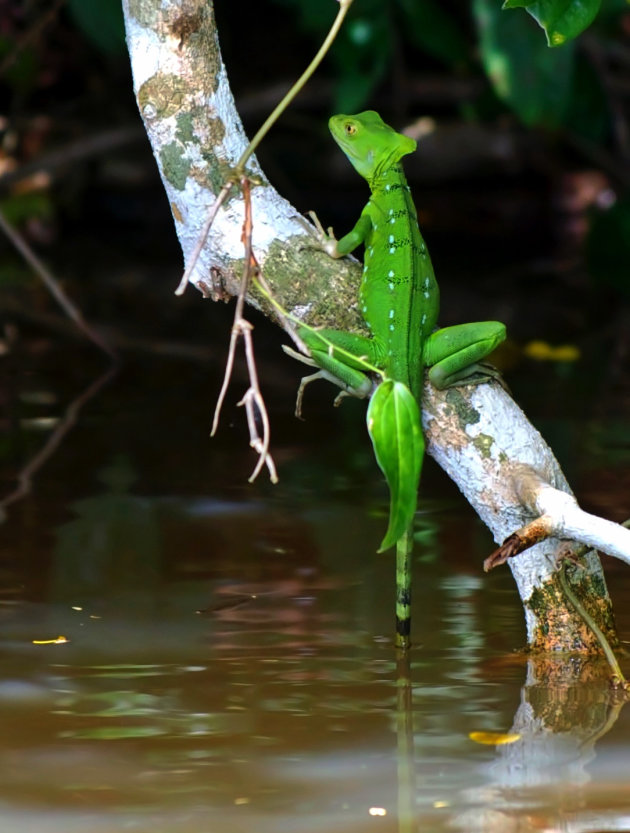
[285, 328, 381, 417]
[424, 321, 506, 390]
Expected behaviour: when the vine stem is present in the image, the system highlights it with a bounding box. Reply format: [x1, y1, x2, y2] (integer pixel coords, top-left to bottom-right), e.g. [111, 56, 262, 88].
[235, 0, 354, 174]
[395, 525, 414, 650]
[559, 561, 627, 688]
[174, 0, 353, 296]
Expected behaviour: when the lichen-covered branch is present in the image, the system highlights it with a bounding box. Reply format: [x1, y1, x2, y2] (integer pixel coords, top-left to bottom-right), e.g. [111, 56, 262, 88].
[121, 0, 363, 336]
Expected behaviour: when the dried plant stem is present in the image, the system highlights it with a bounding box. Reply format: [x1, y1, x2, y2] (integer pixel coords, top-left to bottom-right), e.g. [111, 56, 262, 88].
[211, 178, 277, 483]
[174, 181, 233, 296]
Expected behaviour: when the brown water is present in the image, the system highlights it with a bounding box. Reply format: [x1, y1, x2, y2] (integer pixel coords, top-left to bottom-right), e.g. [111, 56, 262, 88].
[2, 356, 630, 833]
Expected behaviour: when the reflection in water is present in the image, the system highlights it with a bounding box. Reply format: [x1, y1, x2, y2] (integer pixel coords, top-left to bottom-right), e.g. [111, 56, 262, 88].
[1, 566, 629, 832]
[1, 412, 630, 832]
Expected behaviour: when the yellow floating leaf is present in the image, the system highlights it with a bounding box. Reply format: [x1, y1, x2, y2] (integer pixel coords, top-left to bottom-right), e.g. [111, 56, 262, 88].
[523, 340, 580, 362]
[32, 635, 69, 645]
[469, 730, 521, 745]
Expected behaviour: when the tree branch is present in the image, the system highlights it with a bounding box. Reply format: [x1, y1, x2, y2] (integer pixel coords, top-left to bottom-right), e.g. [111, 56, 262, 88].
[122, 0, 623, 655]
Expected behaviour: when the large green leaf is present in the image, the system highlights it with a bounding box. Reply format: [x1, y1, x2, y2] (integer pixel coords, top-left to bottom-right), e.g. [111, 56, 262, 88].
[474, 0, 576, 127]
[366, 381, 424, 552]
[503, 0, 602, 45]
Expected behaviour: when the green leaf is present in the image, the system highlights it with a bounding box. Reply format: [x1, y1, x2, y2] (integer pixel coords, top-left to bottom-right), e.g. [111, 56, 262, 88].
[474, 0, 576, 127]
[366, 381, 424, 552]
[503, 0, 602, 45]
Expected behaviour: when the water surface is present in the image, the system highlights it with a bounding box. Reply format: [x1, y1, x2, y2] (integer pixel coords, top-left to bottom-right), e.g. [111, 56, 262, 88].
[2, 356, 630, 833]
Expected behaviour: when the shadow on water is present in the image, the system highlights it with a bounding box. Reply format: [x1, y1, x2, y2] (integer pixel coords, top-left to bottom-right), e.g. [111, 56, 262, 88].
[2, 356, 630, 832]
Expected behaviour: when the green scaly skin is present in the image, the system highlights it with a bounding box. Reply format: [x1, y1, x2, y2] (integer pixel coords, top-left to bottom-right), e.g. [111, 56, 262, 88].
[299, 111, 506, 553]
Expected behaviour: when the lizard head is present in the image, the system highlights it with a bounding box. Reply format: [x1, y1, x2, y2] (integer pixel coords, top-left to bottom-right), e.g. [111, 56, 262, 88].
[328, 111, 417, 181]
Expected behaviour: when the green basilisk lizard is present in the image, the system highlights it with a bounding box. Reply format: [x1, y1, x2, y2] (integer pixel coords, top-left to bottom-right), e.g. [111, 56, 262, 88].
[293, 111, 505, 553]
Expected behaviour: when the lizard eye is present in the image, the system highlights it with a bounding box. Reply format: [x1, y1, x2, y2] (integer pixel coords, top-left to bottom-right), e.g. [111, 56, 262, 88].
[345, 123, 356, 135]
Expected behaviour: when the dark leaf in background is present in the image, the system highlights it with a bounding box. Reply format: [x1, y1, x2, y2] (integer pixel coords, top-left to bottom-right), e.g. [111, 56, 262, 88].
[67, 0, 126, 55]
[474, 0, 576, 127]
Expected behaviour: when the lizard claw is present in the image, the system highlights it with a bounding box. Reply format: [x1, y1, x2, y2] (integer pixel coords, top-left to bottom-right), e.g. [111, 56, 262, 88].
[305, 211, 341, 258]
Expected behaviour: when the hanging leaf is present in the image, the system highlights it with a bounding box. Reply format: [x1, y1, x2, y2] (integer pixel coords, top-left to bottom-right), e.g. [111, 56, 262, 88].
[366, 381, 424, 552]
[474, 0, 576, 127]
[502, 0, 602, 46]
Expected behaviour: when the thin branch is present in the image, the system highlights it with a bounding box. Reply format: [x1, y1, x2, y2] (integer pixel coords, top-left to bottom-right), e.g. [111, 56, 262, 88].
[0, 126, 143, 192]
[0, 366, 117, 521]
[512, 465, 630, 565]
[174, 181, 233, 296]
[0, 208, 117, 359]
[484, 516, 554, 572]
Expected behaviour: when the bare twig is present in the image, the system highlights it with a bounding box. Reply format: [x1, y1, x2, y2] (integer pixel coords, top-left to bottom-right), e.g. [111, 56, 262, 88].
[484, 516, 555, 572]
[0, 126, 143, 192]
[0, 293, 216, 361]
[511, 465, 630, 565]
[0, 208, 117, 359]
[0, 366, 117, 521]
[174, 181, 233, 296]
[211, 178, 277, 483]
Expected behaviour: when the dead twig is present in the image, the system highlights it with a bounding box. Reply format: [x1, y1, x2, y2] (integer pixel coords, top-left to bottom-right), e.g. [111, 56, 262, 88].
[211, 177, 277, 484]
[484, 516, 555, 571]
[0, 126, 143, 192]
[0, 207, 117, 359]
[0, 366, 118, 521]
[174, 181, 233, 296]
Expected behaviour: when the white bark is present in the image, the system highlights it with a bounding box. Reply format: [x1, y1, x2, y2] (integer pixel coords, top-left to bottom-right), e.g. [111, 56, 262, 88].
[423, 382, 618, 648]
[122, 0, 620, 652]
[121, 0, 363, 331]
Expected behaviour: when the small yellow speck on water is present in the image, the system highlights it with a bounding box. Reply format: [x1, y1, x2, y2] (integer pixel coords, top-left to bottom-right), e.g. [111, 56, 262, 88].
[71, 606, 83, 611]
[234, 797, 250, 805]
[433, 801, 450, 809]
[32, 636, 69, 645]
[469, 731, 521, 745]
[368, 807, 387, 817]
